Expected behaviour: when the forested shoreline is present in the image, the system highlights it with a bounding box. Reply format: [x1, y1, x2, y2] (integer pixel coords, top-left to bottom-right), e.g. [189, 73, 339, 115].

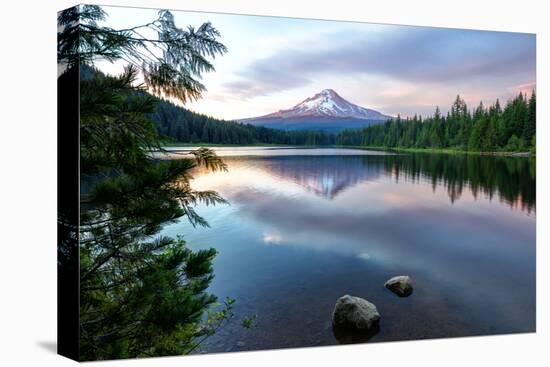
[153, 92, 536, 154]
[152, 98, 336, 145]
[83, 65, 536, 153]
[336, 93, 536, 153]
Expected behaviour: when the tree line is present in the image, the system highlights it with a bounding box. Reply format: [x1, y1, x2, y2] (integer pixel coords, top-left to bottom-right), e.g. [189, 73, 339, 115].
[152, 92, 535, 153]
[81, 64, 338, 146]
[152, 98, 336, 145]
[336, 93, 536, 152]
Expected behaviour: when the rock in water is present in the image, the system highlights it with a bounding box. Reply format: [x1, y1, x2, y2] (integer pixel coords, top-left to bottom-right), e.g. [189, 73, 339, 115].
[332, 295, 380, 331]
[384, 275, 413, 297]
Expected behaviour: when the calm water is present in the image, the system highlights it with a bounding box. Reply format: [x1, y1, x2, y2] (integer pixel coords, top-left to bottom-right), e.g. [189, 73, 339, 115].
[161, 147, 536, 353]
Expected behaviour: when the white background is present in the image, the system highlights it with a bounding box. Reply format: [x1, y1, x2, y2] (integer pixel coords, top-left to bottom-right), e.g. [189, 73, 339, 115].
[0, 0, 547, 365]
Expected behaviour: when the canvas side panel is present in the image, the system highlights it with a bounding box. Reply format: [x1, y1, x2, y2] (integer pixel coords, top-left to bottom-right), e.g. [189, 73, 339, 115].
[57, 5, 80, 361]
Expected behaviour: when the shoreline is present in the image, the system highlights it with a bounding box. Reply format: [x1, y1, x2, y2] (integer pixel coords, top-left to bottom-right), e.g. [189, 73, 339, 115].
[344, 146, 535, 157]
[160, 142, 534, 157]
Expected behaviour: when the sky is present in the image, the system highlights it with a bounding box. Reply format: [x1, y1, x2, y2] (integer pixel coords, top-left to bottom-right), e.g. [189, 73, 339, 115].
[96, 6, 536, 120]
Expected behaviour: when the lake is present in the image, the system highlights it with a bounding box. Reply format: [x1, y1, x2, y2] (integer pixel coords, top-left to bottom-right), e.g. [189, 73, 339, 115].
[161, 147, 536, 353]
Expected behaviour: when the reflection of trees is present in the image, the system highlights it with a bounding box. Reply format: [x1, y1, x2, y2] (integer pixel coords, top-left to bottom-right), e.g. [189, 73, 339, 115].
[230, 153, 535, 213]
[383, 154, 536, 213]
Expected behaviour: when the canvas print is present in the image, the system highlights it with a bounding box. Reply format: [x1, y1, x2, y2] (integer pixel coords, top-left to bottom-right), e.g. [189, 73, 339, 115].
[57, 4, 536, 361]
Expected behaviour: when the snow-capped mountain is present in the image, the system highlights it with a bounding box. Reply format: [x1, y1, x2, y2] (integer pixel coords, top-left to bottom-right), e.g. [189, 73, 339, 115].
[264, 89, 389, 120]
[240, 89, 392, 132]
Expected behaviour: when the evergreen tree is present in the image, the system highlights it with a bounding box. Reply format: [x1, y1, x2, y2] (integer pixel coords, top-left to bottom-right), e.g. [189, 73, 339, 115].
[58, 5, 240, 360]
[524, 90, 536, 144]
[337, 92, 535, 153]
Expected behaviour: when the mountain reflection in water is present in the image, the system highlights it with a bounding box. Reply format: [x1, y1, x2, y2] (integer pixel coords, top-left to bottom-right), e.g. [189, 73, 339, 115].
[191, 152, 535, 211]
[258, 156, 383, 199]
[161, 149, 535, 353]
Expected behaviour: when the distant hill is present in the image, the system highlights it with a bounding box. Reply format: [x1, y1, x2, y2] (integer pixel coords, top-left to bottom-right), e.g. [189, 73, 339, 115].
[80, 65, 337, 145]
[150, 96, 336, 145]
[240, 89, 392, 132]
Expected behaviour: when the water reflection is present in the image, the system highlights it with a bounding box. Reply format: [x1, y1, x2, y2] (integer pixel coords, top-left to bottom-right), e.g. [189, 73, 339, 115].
[258, 156, 384, 199]
[192, 152, 535, 211]
[383, 153, 536, 213]
[163, 149, 535, 352]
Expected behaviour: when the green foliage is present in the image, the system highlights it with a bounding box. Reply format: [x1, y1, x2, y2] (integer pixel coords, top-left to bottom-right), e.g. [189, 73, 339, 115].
[79, 65, 161, 174]
[58, 5, 237, 360]
[336, 92, 536, 153]
[241, 314, 258, 329]
[79, 237, 224, 358]
[58, 5, 227, 104]
[81, 64, 337, 146]
[149, 94, 338, 145]
[81, 68, 535, 153]
[505, 135, 526, 152]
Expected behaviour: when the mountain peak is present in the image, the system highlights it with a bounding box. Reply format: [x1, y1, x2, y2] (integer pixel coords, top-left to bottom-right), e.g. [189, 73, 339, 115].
[320, 88, 337, 95]
[240, 89, 392, 132]
[280, 89, 390, 120]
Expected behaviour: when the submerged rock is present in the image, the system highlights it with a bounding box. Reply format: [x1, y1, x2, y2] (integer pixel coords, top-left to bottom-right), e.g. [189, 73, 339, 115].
[332, 295, 380, 331]
[384, 275, 413, 297]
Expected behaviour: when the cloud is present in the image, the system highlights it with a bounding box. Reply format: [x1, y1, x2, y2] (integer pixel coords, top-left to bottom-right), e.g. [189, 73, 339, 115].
[223, 67, 310, 99]
[223, 27, 535, 98]
[510, 81, 537, 96]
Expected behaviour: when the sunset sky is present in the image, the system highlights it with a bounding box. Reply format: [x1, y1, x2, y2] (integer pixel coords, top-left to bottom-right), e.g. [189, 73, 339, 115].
[96, 6, 536, 120]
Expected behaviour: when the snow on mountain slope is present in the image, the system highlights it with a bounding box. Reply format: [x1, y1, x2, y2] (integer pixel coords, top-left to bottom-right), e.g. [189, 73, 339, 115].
[253, 89, 391, 120]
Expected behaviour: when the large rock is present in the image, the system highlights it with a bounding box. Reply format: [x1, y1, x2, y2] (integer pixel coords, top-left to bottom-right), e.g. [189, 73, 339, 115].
[384, 275, 413, 297]
[332, 295, 380, 331]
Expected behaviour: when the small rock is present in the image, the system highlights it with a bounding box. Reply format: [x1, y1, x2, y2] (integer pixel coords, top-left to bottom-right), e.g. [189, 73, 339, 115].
[384, 275, 413, 297]
[332, 295, 380, 331]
